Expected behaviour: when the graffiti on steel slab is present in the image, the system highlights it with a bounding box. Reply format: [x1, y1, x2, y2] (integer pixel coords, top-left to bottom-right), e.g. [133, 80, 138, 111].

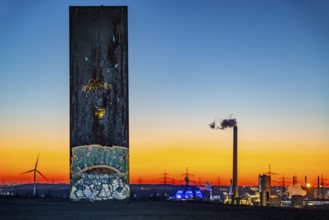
[70, 145, 129, 201]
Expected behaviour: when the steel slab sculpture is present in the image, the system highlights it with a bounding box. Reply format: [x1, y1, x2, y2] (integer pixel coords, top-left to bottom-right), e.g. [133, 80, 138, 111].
[69, 6, 129, 201]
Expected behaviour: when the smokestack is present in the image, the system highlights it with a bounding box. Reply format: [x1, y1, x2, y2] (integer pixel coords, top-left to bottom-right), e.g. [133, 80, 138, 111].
[293, 176, 297, 186]
[232, 125, 238, 204]
[318, 176, 320, 199]
[209, 117, 238, 204]
[305, 176, 307, 188]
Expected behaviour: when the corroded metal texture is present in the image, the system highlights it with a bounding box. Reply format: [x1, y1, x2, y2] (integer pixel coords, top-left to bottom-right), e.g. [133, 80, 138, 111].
[70, 6, 128, 147]
[70, 6, 128, 201]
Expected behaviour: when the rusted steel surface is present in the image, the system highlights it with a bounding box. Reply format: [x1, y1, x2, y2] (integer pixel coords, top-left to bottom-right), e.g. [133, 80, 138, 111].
[69, 6, 129, 201]
[70, 6, 128, 148]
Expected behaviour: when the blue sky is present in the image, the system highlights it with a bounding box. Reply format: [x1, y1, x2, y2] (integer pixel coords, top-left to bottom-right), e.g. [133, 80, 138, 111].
[1, 0, 328, 140]
[0, 0, 328, 182]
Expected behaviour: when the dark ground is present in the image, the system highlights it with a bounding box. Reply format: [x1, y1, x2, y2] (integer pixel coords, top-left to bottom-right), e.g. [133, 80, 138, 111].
[0, 197, 329, 220]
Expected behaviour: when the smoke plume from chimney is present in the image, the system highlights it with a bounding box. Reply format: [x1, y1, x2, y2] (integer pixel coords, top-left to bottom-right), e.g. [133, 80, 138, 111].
[209, 118, 237, 130]
[209, 116, 239, 204]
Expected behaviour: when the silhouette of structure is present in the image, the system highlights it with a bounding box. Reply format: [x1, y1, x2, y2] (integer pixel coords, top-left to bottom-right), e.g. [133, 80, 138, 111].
[172, 178, 176, 185]
[175, 168, 203, 200]
[209, 117, 239, 204]
[232, 125, 238, 204]
[262, 164, 278, 177]
[160, 170, 170, 185]
[316, 174, 328, 199]
[181, 168, 193, 186]
[259, 174, 271, 206]
[21, 154, 47, 197]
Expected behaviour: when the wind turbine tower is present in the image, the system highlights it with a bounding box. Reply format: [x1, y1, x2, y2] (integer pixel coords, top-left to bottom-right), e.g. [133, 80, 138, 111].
[21, 154, 47, 197]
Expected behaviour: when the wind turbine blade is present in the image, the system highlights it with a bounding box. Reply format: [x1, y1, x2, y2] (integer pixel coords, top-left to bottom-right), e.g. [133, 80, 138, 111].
[36, 170, 47, 181]
[20, 169, 34, 175]
[35, 154, 40, 168]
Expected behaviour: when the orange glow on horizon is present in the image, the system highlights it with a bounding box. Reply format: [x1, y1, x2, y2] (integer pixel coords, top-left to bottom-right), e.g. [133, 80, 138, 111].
[1, 125, 328, 186]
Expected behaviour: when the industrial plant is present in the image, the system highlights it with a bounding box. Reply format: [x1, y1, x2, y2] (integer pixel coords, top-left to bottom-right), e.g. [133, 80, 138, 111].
[1, 117, 327, 209]
[1, 164, 329, 210]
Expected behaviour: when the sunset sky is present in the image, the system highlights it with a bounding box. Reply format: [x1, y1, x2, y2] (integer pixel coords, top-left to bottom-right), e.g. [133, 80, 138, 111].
[0, 0, 328, 186]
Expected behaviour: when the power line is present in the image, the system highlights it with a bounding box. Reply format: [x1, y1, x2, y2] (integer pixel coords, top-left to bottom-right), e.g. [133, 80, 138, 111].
[160, 170, 170, 185]
[181, 168, 193, 186]
[171, 177, 176, 185]
[217, 176, 221, 187]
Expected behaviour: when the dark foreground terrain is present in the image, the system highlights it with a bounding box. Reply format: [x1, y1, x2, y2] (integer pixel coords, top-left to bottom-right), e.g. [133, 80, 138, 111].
[0, 197, 329, 220]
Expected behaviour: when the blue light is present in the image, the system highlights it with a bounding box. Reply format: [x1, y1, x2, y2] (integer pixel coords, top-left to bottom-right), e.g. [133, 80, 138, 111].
[186, 190, 193, 199]
[175, 190, 184, 200]
[175, 188, 203, 200]
[195, 190, 203, 199]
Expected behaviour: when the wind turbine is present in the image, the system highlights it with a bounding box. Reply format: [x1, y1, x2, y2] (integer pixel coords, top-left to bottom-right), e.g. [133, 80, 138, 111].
[21, 154, 47, 197]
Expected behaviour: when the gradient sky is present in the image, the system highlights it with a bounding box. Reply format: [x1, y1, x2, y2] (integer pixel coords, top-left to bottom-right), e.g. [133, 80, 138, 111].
[0, 0, 328, 186]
